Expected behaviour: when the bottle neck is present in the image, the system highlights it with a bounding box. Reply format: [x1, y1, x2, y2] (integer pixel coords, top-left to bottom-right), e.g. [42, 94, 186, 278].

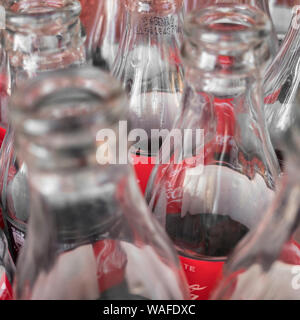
[183, 47, 262, 96]
[112, 3, 185, 134]
[181, 46, 280, 187]
[124, 6, 183, 41]
[27, 163, 132, 244]
[264, 13, 300, 85]
[113, 5, 184, 79]
[5, 3, 86, 85]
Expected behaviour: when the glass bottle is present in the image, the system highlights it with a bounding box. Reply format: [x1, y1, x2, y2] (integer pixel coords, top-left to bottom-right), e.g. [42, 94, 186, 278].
[145, 4, 280, 300]
[183, 0, 279, 60]
[0, 229, 14, 300]
[80, 0, 125, 70]
[10, 66, 189, 300]
[263, 8, 300, 170]
[212, 90, 300, 300]
[0, 0, 86, 261]
[112, 0, 185, 194]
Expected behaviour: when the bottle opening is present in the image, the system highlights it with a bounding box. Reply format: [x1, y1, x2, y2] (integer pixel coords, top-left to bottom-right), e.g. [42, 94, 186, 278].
[184, 4, 271, 53]
[9, 67, 128, 169]
[11, 67, 126, 137]
[6, 0, 79, 13]
[5, 0, 81, 32]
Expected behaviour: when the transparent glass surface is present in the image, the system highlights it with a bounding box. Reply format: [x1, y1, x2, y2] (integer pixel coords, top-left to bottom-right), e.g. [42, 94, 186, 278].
[80, 0, 125, 70]
[269, 0, 300, 41]
[0, 229, 14, 285]
[183, 0, 279, 60]
[11, 67, 189, 300]
[112, 0, 185, 157]
[212, 94, 300, 299]
[0, 0, 86, 261]
[145, 6, 280, 298]
[263, 10, 300, 170]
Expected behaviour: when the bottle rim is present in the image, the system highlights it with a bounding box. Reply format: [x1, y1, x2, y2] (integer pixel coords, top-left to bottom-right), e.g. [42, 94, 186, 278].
[184, 4, 271, 54]
[5, 0, 81, 32]
[9, 66, 128, 139]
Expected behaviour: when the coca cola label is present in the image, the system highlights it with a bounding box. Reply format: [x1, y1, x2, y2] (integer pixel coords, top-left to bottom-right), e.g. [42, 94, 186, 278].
[93, 240, 127, 294]
[180, 255, 224, 300]
[0, 268, 13, 300]
[132, 154, 156, 194]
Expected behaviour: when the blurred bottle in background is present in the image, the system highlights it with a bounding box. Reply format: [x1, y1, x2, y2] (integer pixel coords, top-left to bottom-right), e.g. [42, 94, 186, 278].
[11, 67, 189, 300]
[0, 0, 86, 261]
[146, 4, 280, 300]
[79, 0, 125, 70]
[113, 0, 185, 194]
[263, 8, 300, 170]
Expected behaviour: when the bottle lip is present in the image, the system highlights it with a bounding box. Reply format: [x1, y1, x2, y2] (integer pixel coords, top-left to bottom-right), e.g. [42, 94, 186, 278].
[5, 0, 81, 32]
[184, 4, 271, 54]
[9, 66, 128, 138]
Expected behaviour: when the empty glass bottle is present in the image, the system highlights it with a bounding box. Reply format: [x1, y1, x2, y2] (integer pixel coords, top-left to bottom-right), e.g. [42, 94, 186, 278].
[0, 229, 14, 300]
[0, 0, 86, 261]
[212, 87, 300, 300]
[11, 66, 189, 300]
[80, 0, 125, 70]
[146, 4, 280, 300]
[112, 0, 185, 193]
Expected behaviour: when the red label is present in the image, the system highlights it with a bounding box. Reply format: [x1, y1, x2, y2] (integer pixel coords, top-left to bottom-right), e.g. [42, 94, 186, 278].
[93, 240, 127, 294]
[0, 126, 6, 146]
[180, 255, 224, 300]
[0, 124, 5, 230]
[131, 96, 241, 301]
[0, 271, 13, 300]
[214, 97, 235, 155]
[279, 237, 300, 265]
[264, 88, 281, 104]
[132, 97, 237, 194]
[132, 154, 156, 194]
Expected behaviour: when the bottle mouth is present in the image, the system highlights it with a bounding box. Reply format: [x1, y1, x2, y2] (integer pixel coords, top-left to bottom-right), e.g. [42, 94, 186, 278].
[184, 4, 271, 54]
[125, 0, 183, 14]
[11, 66, 127, 135]
[5, 0, 81, 33]
[10, 66, 128, 169]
